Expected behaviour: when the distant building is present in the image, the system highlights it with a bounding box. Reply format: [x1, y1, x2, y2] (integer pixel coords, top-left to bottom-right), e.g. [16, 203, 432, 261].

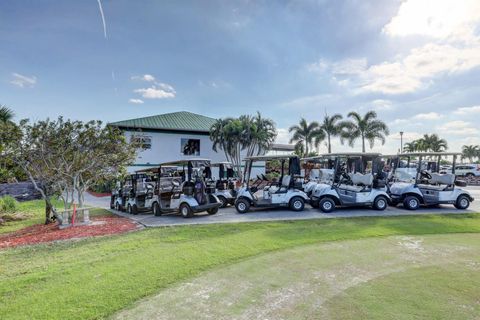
[109, 111, 294, 173]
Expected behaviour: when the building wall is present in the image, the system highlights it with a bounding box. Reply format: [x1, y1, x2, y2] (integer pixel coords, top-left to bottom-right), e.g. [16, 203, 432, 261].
[125, 130, 228, 172]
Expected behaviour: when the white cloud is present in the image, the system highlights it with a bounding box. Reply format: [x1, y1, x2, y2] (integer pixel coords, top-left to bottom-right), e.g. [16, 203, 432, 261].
[129, 98, 144, 104]
[453, 105, 480, 115]
[307, 59, 328, 73]
[275, 128, 291, 144]
[412, 112, 443, 120]
[331, 58, 367, 75]
[436, 120, 479, 135]
[10, 73, 37, 88]
[134, 83, 176, 99]
[383, 0, 480, 42]
[131, 74, 156, 82]
[372, 99, 394, 111]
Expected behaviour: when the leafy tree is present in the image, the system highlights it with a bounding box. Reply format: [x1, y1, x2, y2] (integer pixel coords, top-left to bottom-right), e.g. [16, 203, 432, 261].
[340, 111, 389, 152]
[320, 113, 343, 153]
[404, 134, 448, 153]
[288, 118, 325, 157]
[462, 145, 480, 163]
[0, 105, 14, 123]
[210, 112, 276, 179]
[4, 117, 137, 224]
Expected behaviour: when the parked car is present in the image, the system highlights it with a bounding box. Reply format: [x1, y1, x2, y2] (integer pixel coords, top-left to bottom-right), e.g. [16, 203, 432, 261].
[440, 164, 480, 177]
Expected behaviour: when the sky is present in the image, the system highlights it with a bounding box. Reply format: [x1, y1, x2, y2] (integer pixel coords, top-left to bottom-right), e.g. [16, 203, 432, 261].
[1, 0, 480, 153]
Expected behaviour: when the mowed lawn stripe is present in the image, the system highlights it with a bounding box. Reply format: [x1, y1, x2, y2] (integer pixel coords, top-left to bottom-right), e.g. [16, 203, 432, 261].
[1, 213, 480, 320]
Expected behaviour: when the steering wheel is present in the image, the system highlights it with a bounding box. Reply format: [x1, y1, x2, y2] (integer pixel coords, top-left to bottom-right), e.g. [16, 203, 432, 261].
[420, 170, 432, 180]
[261, 173, 268, 181]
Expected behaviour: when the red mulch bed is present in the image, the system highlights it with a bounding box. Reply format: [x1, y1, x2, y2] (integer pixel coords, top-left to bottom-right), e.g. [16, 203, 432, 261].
[0, 216, 139, 249]
[87, 190, 112, 197]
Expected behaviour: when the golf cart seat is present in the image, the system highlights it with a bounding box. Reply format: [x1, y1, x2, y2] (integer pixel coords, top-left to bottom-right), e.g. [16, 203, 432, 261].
[349, 173, 373, 186]
[269, 175, 291, 194]
[319, 169, 334, 182]
[429, 173, 455, 185]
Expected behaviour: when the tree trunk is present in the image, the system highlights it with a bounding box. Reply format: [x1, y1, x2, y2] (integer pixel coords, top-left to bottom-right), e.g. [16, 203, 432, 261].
[45, 199, 53, 225]
[328, 135, 331, 153]
[362, 135, 366, 153]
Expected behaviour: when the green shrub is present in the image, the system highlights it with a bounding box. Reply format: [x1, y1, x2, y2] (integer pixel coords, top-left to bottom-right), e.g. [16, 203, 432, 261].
[0, 195, 18, 213]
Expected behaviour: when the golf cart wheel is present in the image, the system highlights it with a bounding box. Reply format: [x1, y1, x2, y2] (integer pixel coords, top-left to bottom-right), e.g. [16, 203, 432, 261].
[235, 198, 250, 214]
[115, 202, 120, 211]
[403, 195, 420, 210]
[217, 195, 228, 208]
[127, 204, 132, 214]
[207, 207, 218, 215]
[152, 202, 162, 216]
[180, 203, 193, 218]
[289, 196, 305, 212]
[319, 197, 335, 213]
[455, 195, 470, 210]
[131, 204, 138, 215]
[373, 196, 388, 211]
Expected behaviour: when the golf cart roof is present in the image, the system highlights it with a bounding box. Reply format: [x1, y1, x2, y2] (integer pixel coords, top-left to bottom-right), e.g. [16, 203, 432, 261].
[324, 152, 381, 157]
[159, 158, 211, 166]
[210, 161, 233, 166]
[135, 165, 177, 174]
[244, 155, 299, 161]
[400, 152, 462, 157]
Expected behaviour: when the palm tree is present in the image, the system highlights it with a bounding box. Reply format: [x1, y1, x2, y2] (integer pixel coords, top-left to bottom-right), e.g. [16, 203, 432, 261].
[320, 113, 343, 153]
[403, 141, 418, 153]
[289, 118, 325, 157]
[419, 134, 448, 152]
[340, 111, 390, 152]
[462, 145, 480, 163]
[0, 105, 14, 123]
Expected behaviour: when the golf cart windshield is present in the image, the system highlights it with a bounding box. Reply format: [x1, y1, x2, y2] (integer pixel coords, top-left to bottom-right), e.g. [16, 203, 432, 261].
[400, 152, 461, 186]
[243, 155, 301, 187]
[319, 153, 385, 187]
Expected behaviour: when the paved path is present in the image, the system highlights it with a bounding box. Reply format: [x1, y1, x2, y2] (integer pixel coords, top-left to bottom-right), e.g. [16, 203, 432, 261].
[85, 187, 480, 227]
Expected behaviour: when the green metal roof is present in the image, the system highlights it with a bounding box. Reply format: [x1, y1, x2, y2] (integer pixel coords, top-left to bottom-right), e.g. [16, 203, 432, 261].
[109, 111, 217, 132]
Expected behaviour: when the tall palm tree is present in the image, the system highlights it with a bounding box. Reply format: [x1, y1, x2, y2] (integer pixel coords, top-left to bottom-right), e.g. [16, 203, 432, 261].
[462, 145, 480, 163]
[0, 105, 14, 123]
[320, 113, 343, 153]
[403, 141, 418, 153]
[289, 118, 325, 157]
[420, 134, 448, 152]
[340, 111, 389, 152]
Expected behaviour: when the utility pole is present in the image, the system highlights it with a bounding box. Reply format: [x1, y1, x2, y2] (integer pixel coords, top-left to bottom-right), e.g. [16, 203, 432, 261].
[400, 131, 404, 153]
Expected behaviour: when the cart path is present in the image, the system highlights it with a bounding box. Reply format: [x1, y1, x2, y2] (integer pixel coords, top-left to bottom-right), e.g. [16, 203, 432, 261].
[86, 187, 480, 227]
[112, 233, 480, 320]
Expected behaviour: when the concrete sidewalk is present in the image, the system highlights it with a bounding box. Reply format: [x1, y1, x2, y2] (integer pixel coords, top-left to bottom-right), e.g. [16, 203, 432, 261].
[86, 186, 480, 228]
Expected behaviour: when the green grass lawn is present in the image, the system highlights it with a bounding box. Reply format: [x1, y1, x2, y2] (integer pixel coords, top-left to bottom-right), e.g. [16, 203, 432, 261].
[0, 200, 110, 235]
[1, 207, 480, 320]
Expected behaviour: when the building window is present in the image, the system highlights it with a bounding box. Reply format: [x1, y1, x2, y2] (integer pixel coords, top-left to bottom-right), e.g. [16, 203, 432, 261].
[131, 135, 152, 149]
[181, 138, 200, 156]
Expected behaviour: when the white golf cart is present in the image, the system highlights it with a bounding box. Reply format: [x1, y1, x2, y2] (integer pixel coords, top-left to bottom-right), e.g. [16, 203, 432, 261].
[122, 172, 157, 214]
[208, 161, 238, 208]
[234, 155, 309, 213]
[301, 156, 335, 198]
[389, 152, 474, 210]
[151, 159, 222, 218]
[111, 173, 151, 213]
[311, 153, 391, 213]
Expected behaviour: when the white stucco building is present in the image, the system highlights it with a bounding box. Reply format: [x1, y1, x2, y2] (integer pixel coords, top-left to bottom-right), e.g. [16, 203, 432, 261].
[109, 111, 294, 174]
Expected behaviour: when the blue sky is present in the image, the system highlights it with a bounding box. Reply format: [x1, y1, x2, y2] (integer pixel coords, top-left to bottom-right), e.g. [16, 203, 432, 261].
[1, 0, 480, 153]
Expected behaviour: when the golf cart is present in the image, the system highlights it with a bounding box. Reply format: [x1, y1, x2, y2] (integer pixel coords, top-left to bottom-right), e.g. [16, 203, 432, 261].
[310, 153, 391, 213]
[111, 174, 148, 212]
[151, 159, 222, 218]
[234, 155, 309, 213]
[301, 156, 335, 197]
[389, 152, 474, 210]
[208, 161, 238, 208]
[123, 172, 157, 214]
